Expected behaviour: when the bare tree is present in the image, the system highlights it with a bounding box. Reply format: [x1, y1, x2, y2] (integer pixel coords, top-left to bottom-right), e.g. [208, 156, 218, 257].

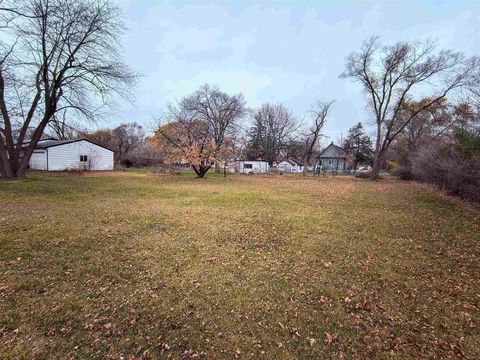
[246, 103, 300, 164]
[181, 84, 246, 171]
[85, 122, 145, 164]
[397, 98, 451, 152]
[341, 36, 480, 179]
[111, 122, 145, 163]
[391, 99, 477, 179]
[302, 100, 333, 175]
[48, 110, 87, 140]
[0, 0, 136, 178]
[129, 140, 165, 168]
[154, 85, 246, 178]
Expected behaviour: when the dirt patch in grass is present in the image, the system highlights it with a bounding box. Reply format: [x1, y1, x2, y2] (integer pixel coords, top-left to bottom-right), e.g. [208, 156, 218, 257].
[0, 200, 52, 225]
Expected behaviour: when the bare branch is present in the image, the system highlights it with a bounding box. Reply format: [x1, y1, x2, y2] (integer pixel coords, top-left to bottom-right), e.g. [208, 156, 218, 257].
[0, 0, 137, 178]
[342, 36, 480, 179]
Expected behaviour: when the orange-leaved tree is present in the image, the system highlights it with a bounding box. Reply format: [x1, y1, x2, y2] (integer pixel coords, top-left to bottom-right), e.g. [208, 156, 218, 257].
[153, 120, 217, 178]
[153, 85, 246, 178]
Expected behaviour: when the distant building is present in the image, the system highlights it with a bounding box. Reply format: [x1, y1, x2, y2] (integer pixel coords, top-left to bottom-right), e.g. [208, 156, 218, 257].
[277, 159, 304, 173]
[229, 160, 269, 174]
[28, 139, 114, 171]
[316, 142, 350, 172]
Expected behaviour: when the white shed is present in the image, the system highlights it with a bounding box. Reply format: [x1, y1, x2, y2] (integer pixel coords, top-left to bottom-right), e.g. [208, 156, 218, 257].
[230, 160, 270, 174]
[28, 139, 114, 171]
[277, 159, 304, 173]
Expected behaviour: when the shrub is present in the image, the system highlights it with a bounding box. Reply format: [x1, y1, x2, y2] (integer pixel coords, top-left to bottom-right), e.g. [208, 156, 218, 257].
[393, 166, 413, 180]
[410, 139, 480, 202]
[354, 171, 383, 179]
[354, 172, 370, 179]
[122, 159, 133, 168]
[387, 160, 400, 172]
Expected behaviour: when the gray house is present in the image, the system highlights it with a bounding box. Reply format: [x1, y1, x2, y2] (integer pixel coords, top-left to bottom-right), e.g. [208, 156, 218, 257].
[316, 142, 350, 172]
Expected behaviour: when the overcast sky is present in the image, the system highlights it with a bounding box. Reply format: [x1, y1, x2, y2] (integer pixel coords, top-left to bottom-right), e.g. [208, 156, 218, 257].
[110, 0, 479, 142]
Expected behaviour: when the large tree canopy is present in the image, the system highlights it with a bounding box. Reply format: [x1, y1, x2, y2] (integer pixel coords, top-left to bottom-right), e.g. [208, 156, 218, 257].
[245, 103, 299, 165]
[154, 85, 246, 178]
[0, 0, 135, 178]
[341, 36, 480, 179]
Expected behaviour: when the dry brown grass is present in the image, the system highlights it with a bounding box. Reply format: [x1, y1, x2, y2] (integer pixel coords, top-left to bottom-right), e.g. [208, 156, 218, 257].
[0, 169, 479, 359]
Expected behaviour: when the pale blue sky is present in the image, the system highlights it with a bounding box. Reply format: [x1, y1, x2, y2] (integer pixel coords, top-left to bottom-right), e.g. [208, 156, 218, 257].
[111, 0, 479, 141]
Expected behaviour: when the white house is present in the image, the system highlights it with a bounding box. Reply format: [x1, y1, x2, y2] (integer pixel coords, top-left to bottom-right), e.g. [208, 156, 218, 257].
[277, 159, 304, 173]
[230, 160, 269, 173]
[28, 139, 114, 171]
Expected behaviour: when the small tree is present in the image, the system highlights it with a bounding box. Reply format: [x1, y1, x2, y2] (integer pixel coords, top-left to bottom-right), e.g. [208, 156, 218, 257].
[111, 122, 145, 163]
[343, 122, 373, 171]
[129, 140, 165, 167]
[153, 120, 216, 178]
[302, 100, 333, 175]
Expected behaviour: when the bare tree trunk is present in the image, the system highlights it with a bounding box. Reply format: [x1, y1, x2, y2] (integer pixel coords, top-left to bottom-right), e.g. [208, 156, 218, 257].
[370, 123, 383, 180]
[0, 142, 13, 178]
[370, 149, 383, 180]
[0, 0, 135, 179]
[192, 163, 211, 178]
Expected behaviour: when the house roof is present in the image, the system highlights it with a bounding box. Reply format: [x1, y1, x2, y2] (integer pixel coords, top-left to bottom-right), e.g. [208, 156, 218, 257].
[32, 138, 114, 152]
[233, 159, 268, 163]
[317, 142, 347, 159]
[280, 159, 303, 166]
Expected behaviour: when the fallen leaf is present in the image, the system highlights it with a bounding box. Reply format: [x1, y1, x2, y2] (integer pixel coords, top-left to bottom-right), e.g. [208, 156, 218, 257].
[325, 332, 335, 344]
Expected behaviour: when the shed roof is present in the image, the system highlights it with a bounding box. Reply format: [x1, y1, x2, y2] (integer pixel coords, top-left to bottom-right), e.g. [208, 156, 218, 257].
[32, 138, 114, 152]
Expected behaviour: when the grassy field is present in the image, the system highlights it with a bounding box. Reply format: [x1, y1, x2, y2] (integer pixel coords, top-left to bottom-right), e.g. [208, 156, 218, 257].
[1, 170, 479, 359]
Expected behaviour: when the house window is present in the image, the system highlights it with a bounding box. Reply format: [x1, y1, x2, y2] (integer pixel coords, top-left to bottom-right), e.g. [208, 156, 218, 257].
[329, 160, 332, 165]
[244, 163, 253, 169]
[80, 155, 88, 162]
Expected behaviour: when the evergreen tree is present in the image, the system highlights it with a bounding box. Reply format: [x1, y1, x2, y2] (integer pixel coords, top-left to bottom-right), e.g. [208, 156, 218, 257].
[344, 122, 374, 170]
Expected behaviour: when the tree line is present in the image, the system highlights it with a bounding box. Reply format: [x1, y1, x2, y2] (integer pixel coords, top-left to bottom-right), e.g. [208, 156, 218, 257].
[61, 91, 372, 180]
[1, 0, 479, 201]
[153, 84, 336, 177]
